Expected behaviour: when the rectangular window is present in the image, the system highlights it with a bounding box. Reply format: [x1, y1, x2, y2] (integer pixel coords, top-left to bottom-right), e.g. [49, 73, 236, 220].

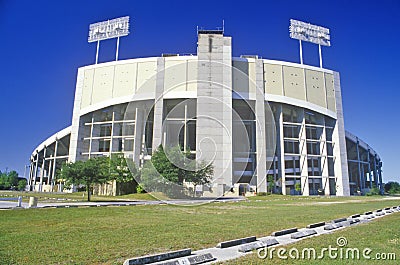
[100, 124, 112, 137]
[284, 140, 300, 154]
[122, 122, 135, 137]
[123, 139, 134, 152]
[328, 157, 334, 176]
[307, 142, 320, 155]
[187, 121, 196, 151]
[327, 143, 333, 156]
[99, 140, 110, 152]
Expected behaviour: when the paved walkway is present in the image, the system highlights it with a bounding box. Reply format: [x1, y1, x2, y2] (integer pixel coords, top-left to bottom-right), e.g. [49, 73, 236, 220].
[0, 197, 245, 209]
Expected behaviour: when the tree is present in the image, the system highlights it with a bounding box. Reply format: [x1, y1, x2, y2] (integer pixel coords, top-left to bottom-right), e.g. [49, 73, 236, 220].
[140, 160, 166, 193]
[187, 160, 213, 196]
[366, 184, 380, 196]
[267, 175, 274, 194]
[140, 145, 213, 197]
[151, 145, 180, 184]
[0, 170, 19, 190]
[295, 182, 301, 195]
[108, 153, 139, 195]
[384, 181, 400, 194]
[59, 157, 109, 201]
[17, 179, 27, 191]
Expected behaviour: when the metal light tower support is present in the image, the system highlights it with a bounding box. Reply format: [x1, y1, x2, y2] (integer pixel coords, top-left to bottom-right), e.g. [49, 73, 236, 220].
[289, 19, 330, 68]
[319, 44, 323, 68]
[95, 41, 100, 64]
[299, 40, 303, 64]
[116, 36, 120, 61]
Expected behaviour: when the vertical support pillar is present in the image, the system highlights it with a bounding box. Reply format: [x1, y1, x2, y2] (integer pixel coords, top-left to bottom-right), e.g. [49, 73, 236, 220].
[321, 119, 329, 195]
[378, 160, 383, 194]
[319, 44, 323, 68]
[367, 149, 372, 189]
[373, 154, 379, 188]
[28, 162, 33, 186]
[109, 111, 115, 156]
[299, 40, 303, 65]
[47, 157, 53, 185]
[255, 59, 267, 193]
[183, 104, 188, 152]
[133, 107, 144, 167]
[52, 139, 59, 190]
[88, 116, 94, 159]
[95, 40, 100, 64]
[152, 58, 165, 151]
[300, 110, 309, 196]
[40, 147, 47, 192]
[356, 139, 362, 192]
[332, 72, 350, 196]
[196, 32, 232, 196]
[34, 153, 39, 188]
[277, 105, 286, 195]
[115, 37, 120, 61]
[68, 68, 85, 163]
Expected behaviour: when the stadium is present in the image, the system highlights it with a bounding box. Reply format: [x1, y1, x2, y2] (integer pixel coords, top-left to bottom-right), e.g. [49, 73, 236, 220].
[27, 29, 383, 197]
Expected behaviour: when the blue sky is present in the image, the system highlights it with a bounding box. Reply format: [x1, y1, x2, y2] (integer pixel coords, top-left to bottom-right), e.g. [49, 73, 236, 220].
[0, 0, 399, 183]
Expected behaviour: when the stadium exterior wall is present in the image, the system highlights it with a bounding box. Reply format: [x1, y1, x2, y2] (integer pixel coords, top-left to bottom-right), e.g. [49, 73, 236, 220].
[28, 32, 383, 196]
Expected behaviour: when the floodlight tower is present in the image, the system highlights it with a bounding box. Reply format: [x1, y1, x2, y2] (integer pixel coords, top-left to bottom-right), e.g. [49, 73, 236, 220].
[88, 16, 130, 64]
[289, 19, 331, 68]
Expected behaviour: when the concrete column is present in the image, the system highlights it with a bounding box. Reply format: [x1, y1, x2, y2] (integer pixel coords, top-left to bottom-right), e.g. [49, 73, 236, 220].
[277, 105, 286, 195]
[39, 147, 47, 192]
[51, 139, 59, 190]
[299, 112, 309, 196]
[28, 161, 34, 186]
[378, 160, 383, 194]
[255, 59, 267, 193]
[332, 72, 350, 196]
[133, 107, 144, 166]
[109, 111, 115, 155]
[373, 155, 379, 188]
[69, 68, 85, 162]
[88, 116, 95, 158]
[152, 58, 165, 151]
[196, 33, 233, 196]
[356, 139, 363, 191]
[48, 157, 53, 185]
[33, 153, 39, 187]
[321, 120, 330, 195]
[367, 149, 372, 189]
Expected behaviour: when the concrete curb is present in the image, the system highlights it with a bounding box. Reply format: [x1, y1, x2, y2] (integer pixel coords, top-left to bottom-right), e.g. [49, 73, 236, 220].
[271, 227, 298, 237]
[123, 249, 191, 265]
[306, 221, 325, 228]
[216, 236, 256, 248]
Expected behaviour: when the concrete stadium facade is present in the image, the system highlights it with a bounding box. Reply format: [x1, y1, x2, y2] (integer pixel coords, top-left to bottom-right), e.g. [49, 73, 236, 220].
[28, 31, 383, 196]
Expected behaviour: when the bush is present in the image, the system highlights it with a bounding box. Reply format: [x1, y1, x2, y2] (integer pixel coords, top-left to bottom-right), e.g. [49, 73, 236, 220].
[366, 185, 380, 196]
[136, 185, 145, 194]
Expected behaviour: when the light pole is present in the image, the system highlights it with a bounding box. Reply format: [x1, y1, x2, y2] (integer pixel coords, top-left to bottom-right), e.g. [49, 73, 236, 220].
[88, 16, 130, 64]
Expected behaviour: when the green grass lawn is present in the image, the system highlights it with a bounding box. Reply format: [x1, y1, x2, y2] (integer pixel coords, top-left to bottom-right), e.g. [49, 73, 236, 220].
[221, 211, 400, 264]
[0, 195, 399, 265]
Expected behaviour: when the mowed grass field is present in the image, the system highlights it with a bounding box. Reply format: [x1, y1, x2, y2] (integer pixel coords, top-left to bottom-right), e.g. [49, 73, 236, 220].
[0, 195, 399, 265]
[221, 211, 400, 265]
